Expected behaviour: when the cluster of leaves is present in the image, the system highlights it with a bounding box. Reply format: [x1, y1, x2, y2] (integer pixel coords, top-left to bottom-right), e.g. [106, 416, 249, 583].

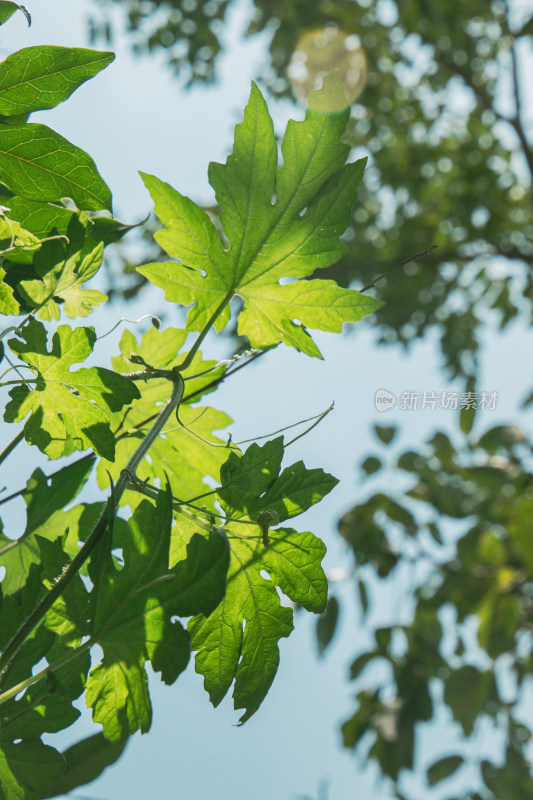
[0, 13, 381, 797]
[320, 420, 533, 800]
[86, 1, 533, 797]
[90, 0, 533, 382]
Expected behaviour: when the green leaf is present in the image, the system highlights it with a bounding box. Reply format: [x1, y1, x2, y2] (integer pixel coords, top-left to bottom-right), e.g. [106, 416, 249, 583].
[0, 46, 114, 116]
[88, 213, 143, 246]
[0, 577, 76, 800]
[86, 490, 229, 743]
[138, 77, 383, 356]
[0, 2, 30, 26]
[218, 436, 338, 522]
[96, 326, 231, 505]
[0, 741, 64, 800]
[19, 240, 107, 319]
[316, 595, 340, 654]
[482, 747, 533, 799]
[45, 733, 126, 798]
[189, 438, 329, 722]
[37, 535, 90, 644]
[4, 320, 139, 459]
[374, 424, 397, 445]
[0, 459, 93, 594]
[0, 123, 112, 210]
[427, 755, 464, 786]
[444, 666, 497, 736]
[0, 216, 41, 255]
[349, 651, 378, 680]
[361, 456, 382, 475]
[357, 577, 369, 615]
[0, 266, 19, 313]
[2, 195, 80, 247]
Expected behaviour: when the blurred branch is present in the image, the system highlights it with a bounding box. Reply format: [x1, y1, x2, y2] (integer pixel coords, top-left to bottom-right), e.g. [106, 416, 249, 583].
[509, 41, 533, 183]
[360, 246, 438, 294]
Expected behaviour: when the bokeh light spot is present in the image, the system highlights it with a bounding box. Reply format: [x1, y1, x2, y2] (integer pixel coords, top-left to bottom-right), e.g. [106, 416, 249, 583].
[289, 27, 368, 110]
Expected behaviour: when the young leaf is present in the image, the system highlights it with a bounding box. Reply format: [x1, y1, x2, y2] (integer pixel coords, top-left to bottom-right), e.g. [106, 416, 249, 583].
[0, 124, 112, 211]
[188, 437, 330, 722]
[85, 491, 229, 743]
[139, 76, 383, 356]
[0, 46, 114, 116]
[4, 320, 140, 459]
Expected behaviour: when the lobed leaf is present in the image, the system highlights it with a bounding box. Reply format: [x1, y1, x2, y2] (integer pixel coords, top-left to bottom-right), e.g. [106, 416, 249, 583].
[139, 76, 383, 356]
[0, 267, 18, 314]
[19, 240, 107, 319]
[4, 320, 139, 459]
[85, 490, 229, 742]
[0, 459, 93, 595]
[96, 325, 231, 505]
[189, 437, 330, 722]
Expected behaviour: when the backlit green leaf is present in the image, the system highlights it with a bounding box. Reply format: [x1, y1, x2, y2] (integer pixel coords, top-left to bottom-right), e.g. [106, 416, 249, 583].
[189, 437, 330, 722]
[0, 46, 114, 116]
[96, 326, 231, 505]
[5, 320, 139, 459]
[0, 2, 30, 27]
[138, 77, 382, 356]
[0, 123, 112, 210]
[0, 267, 18, 314]
[86, 490, 229, 742]
[0, 459, 93, 594]
[19, 240, 107, 319]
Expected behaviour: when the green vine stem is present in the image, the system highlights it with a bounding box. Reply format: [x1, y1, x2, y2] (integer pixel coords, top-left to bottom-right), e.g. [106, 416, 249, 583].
[0, 373, 184, 680]
[0, 641, 92, 707]
[0, 349, 265, 512]
[176, 289, 234, 372]
[0, 430, 24, 468]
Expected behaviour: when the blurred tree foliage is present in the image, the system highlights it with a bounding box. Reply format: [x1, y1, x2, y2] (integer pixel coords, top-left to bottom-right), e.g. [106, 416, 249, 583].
[88, 0, 533, 796]
[89, 0, 532, 380]
[326, 419, 533, 799]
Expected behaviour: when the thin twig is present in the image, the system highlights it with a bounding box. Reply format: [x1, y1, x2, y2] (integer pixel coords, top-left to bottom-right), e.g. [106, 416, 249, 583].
[360, 245, 438, 293]
[184, 403, 334, 506]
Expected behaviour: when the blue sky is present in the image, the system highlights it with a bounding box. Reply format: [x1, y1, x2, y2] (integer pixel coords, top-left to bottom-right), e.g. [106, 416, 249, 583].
[2, 2, 533, 798]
